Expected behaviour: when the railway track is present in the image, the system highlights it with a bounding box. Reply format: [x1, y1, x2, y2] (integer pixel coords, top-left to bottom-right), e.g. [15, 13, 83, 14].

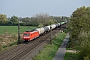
[20, 29, 60, 60]
[0, 24, 66, 60]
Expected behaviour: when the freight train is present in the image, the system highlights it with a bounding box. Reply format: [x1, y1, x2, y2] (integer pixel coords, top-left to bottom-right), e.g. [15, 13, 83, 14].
[23, 22, 66, 41]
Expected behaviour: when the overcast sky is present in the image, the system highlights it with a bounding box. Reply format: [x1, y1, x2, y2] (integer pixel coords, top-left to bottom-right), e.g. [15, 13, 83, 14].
[0, 0, 90, 17]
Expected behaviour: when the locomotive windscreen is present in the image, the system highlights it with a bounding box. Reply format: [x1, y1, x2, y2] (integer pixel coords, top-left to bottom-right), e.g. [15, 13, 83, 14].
[23, 34, 30, 36]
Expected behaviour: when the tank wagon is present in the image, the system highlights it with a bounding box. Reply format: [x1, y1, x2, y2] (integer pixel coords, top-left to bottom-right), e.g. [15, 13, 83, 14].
[46, 26, 50, 31]
[23, 22, 66, 41]
[55, 23, 60, 28]
[51, 24, 56, 29]
[36, 28, 44, 35]
[44, 26, 50, 32]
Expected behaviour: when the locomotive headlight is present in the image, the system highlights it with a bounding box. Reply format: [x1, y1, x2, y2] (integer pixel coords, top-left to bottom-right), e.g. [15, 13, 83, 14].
[27, 37, 29, 38]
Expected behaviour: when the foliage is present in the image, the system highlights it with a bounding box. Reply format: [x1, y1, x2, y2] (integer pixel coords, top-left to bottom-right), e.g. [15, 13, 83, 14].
[10, 15, 18, 25]
[63, 27, 69, 33]
[0, 13, 70, 26]
[22, 13, 50, 26]
[48, 19, 56, 25]
[38, 23, 44, 28]
[68, 6, 90, 60]
[69, 6, 90, 48]
[33, 32, 66, 60]
[0, 14, 8, 25]
[78, 31, 90, 60]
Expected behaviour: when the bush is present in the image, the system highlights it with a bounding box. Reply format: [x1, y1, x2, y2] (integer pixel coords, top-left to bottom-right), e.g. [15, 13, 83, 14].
[78, 31, 90, 60]
[38, 23, 44, 28]
[64, 52, 79, 60]
[78, 46, 90, 60]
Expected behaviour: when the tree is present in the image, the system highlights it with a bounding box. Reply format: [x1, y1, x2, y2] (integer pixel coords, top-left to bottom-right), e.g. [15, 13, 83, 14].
[48, 19, 56, 25]
[10, 15, 18, 25]
[22, 17, 31, 26]
[34, 13, 50, 26]
[69, 6, 90, 47]
[0, 14, 8, 25]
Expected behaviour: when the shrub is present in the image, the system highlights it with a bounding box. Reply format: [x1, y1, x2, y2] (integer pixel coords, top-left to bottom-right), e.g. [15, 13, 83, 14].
[78, 31, 90, 60]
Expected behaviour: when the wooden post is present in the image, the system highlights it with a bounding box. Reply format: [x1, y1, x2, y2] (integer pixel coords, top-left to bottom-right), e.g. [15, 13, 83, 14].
[18, 20, 20, 44]
[50, 21, 52, 44]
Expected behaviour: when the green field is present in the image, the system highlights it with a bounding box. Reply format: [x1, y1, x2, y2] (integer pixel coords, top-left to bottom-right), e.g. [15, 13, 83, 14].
[0, 26, 37, 34]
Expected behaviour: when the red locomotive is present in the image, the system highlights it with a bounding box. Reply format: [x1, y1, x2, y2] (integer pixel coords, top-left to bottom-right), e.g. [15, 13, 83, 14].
[23, 30, 39, 41]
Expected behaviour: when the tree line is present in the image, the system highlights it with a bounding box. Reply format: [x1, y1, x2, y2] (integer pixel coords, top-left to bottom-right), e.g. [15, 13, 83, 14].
[0, 13, 69, 27]
[69, 6, 90, 60]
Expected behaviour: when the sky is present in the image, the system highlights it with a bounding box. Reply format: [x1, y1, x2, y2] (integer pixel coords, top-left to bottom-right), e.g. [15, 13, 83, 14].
[0, 0, 90, 17]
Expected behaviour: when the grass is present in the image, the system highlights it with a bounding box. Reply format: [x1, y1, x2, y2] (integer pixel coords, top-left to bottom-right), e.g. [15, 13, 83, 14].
[1, 41, 18, 52]
[2, 41, 17, 48]
[64, 52, 79, 60]
[33, 32, 66, 60]
[66, 48, 73, 50]
[0, 26, 37, 34]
